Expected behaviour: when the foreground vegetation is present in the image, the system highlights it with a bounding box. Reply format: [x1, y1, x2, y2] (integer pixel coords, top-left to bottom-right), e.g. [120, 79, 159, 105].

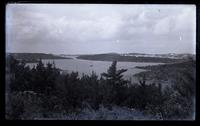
[6, 55, 195, 120]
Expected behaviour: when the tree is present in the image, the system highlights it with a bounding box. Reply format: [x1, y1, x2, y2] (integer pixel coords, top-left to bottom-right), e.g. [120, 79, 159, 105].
[134, 73, 148, 110]
[101, 61, 128, 105]
[80, 72, 101, 110]
[63, 72, 83, 109]
[8, 56, 32, 92]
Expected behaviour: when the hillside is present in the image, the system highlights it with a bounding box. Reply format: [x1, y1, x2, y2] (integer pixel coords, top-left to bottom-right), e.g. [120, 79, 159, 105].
[7, 53, 72, 63]
[121, 53, 195, 59]
[77, 53, 188, 63]
[134, 60, 196, 89]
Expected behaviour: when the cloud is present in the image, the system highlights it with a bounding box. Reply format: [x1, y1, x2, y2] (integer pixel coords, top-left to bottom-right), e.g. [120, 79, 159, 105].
[154, 6, 196, 35]
[6, 4, 196, 54]
[154, 16, 174, 35]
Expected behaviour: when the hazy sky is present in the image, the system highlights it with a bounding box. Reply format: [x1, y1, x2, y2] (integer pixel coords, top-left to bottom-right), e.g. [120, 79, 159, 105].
[6, 4, 196, 54]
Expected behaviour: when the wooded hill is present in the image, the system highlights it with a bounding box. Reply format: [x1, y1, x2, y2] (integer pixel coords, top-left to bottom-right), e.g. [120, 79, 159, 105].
[77, 53, 189, 63]
[7, 53, 72, 63]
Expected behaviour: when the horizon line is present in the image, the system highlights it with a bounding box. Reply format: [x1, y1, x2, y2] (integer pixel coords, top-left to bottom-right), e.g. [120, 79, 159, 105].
[6, 52, 196, 55]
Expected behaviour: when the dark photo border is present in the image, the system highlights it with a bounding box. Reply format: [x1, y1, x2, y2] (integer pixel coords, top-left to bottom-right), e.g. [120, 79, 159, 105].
[0, 0, 199, 126]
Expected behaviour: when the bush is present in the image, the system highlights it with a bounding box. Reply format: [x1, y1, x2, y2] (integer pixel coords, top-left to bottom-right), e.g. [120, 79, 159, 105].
[6, 91, 42, 120]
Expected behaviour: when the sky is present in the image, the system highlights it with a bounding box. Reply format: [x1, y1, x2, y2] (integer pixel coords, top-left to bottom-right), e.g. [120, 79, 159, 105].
[6, 4, 196, 54]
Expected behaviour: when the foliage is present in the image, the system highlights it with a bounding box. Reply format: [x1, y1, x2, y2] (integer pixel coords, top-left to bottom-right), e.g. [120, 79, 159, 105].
[6, 56, 195, 120]
[101, 61, 128, 105]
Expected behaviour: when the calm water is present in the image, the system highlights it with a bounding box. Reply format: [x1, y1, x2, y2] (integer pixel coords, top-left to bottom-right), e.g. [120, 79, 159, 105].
[27, 56, 163, 80]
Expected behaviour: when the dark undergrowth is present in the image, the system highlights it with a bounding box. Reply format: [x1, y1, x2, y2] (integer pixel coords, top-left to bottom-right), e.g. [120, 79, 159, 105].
[5, 55, 195, 120]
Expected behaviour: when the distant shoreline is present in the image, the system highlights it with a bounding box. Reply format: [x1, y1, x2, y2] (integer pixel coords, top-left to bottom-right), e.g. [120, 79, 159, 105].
[76, 54, 191, 63]
[7, 52, 195, 64]
[7, 53, 73, 63]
